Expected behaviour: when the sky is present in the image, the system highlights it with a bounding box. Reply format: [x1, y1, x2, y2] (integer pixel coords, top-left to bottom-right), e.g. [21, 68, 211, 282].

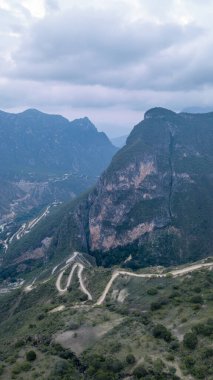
[0, 0, 213, 137]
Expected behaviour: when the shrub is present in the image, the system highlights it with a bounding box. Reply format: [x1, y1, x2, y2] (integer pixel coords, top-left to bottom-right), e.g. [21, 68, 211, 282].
[169, 340, 180, 351]
[184, 355, 195, 368]
[193, 287, 201, 293]
[153, 324, 172, 342]
[147, 288, 158, 295]
[126, 354, 136, 364]
[183, 332, 198, 350]
[133, 365, 148, 378]
[14, 339, 25, 348]
[201, 347, 213, 359]
[12, 361, 31, 374]
[166, 354, 175, 361]
[190, 295, 203, 304]
[53, 359, 69, 376]
[150, 298, 169, 311]
[193, 319, 213, 336]
[37, 313, 45, 321]
[26, 350, 37, 361]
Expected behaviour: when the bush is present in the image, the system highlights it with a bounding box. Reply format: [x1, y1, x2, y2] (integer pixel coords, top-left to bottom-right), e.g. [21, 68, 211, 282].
[147, 288, 158, 295]
[183, 332, 198, 350]
[193, 319, 213, 337]
[153, 324, 172, 342]
[184, 355, 195, 368]
[201, 347, 213, 359]
[126, 354, 136, 365]
[133, 365, 148, 378]
[169, 340, 180, 351]
[12, 361, 31, 374]
[53, 359, 69, 376]
[26, 350, 37, 361]
[150, 298, 169, 311]
[190, 295, 203, 304]
[14, 339, 25, 348]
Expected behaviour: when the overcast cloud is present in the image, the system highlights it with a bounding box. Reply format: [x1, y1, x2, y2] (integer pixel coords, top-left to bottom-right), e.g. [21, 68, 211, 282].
[0, 0, 213, 136]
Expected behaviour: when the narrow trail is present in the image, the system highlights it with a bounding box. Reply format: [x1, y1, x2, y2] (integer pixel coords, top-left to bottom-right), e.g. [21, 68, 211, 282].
[95, 262, 213, 305]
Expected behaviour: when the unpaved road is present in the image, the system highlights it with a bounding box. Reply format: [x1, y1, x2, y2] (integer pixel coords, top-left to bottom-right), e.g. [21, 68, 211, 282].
[77, 264, 93, 301]
[96, 262, 213, 305]
[56, 262, 92, 300]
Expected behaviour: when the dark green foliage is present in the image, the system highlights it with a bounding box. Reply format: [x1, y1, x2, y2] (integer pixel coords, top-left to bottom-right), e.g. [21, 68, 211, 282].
[192, 319, 213, 337]
[26, 350, 37, 361]
[190, 295, 203, 304]
[150, 298, 169, 311]
[147, 287, 158, 295]
[153, 324, 172, 342]
[133, 365, 148, 378]
[183, 332, 198, 349]
[126, 354, 136, 364]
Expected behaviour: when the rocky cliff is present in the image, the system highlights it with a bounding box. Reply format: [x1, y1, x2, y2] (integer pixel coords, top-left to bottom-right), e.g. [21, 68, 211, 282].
[71, 107, 213, 267]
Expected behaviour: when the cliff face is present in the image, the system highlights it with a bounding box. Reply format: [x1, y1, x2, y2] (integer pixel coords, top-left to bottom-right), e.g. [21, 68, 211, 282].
[74, 107, 213, 267]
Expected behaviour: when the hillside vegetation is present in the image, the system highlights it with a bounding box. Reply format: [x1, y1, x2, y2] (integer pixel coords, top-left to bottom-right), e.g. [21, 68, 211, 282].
[0, 260, 212, 379]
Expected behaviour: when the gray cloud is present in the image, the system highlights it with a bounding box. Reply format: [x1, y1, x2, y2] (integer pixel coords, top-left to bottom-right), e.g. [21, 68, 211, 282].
[9, 6, 202, 92]
[0, 1, 213, 136]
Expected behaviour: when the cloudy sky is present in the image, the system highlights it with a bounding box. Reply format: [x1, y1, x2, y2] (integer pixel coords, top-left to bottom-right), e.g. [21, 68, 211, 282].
[0, 0, 213, 136]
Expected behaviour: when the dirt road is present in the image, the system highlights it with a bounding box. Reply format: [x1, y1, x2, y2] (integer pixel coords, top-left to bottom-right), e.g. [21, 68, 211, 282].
[56, 262, 93, 300]
[96, 261, 213, 305]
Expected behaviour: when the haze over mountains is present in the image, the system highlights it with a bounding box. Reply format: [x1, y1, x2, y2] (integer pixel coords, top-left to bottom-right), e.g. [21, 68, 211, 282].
[0, 109, 117, 223]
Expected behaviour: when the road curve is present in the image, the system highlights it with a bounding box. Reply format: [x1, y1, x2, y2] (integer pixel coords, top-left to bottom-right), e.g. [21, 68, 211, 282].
[56, 263, 78, 293]
[56, 262, 93, 300]
[77, 264, 93, 301]
[96, 262, 213, 306]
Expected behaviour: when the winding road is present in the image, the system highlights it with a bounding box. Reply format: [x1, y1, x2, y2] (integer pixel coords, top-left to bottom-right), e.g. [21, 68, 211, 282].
[95, 261, 213, 306]
[54, 253, 213, 306]
[56, 261, 93, 301]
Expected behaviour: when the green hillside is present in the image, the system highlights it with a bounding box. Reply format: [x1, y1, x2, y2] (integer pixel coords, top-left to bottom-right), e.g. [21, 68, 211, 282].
[0, 259, 212, 379]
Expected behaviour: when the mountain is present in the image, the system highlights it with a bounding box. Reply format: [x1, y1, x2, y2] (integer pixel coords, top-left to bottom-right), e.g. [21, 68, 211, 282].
[182, 106, 213, 113]
[0, 109, 117, 223]
[3, 107, 213, 276]
[111, 135, 128, 148]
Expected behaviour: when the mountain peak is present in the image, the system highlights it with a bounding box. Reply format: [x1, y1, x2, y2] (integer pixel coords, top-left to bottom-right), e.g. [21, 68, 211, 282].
[144, 107, 176, 120]
[70, 117, 97, 132]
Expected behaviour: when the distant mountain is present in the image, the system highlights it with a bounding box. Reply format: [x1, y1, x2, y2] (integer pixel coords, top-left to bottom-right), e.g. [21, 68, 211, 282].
[4, 107, 213, 274]
[0, 109, 117, 222]
[111, 135, 127, 148]
[182, 106, 213, 113]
